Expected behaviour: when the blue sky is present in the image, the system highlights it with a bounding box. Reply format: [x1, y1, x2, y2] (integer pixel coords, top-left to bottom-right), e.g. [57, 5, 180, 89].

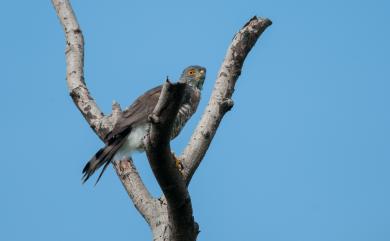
[1, 0, 389, 241]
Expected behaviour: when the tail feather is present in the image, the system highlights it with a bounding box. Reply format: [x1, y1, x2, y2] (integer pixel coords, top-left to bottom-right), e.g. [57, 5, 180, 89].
[82, 141, 124, 184]
[94, 159, 111, 185]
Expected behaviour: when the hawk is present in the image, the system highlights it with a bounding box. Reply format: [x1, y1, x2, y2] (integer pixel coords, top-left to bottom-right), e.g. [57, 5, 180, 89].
[82, 65, 206, 183]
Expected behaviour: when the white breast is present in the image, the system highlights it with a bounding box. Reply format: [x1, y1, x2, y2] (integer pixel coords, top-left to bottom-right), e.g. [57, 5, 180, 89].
[112, 123, 150, 161]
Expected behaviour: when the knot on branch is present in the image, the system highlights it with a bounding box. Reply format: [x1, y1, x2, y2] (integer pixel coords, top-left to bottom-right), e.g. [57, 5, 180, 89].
[221, 98, 234, 112]
[114, 159, 132, 180]
[148, 113, 160, 124]
[108, 100, 123, 122]
[112, 100, 122, 114]
[201, 131, 211, 140]
[116, 159, 131, 172]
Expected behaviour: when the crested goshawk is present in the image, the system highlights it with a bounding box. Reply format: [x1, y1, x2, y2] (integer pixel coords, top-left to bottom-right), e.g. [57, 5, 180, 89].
[82, 65, 206, 183]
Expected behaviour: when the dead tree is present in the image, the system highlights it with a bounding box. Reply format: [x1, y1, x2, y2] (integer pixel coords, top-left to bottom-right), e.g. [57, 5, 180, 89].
[51, 0, 271, 240]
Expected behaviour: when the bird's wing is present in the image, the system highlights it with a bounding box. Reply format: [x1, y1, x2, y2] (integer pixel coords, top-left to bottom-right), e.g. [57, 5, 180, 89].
[82, 85, 163, 184]
[104, 85, 163, 143]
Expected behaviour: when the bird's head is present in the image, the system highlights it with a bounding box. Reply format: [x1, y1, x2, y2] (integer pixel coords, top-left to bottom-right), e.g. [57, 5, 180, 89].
[179, 65, 206, 90]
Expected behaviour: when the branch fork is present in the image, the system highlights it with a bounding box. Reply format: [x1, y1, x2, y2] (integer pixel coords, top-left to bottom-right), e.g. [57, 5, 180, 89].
[52, 0, 271, 240]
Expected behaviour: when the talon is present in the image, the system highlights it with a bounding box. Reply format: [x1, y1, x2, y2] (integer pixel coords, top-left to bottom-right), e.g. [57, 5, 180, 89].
[175, 158, 184, 171]
[172, 152, 184, 175]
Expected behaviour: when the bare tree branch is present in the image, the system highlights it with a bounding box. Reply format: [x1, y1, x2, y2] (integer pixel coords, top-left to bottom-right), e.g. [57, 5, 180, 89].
[180, 16, 272, 185]
[52, 1, 271, 240]
[51, 0, 154, 224]
[144, 81, 198, 241]
[51, 0, 119, 137]
[113, 158, 156, 225]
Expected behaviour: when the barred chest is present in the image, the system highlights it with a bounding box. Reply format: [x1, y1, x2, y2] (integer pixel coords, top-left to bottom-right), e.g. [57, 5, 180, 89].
[170, 87, 201, 139]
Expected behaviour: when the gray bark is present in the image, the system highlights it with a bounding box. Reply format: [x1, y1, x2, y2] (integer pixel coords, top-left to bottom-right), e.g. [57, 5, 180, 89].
[51, 0, 271, 240]
[180, 16, 272, 185]
[145, 82, 198, 241]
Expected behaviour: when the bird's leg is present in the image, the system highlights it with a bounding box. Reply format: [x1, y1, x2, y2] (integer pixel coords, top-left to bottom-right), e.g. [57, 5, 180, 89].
[171, 151, 184, 174]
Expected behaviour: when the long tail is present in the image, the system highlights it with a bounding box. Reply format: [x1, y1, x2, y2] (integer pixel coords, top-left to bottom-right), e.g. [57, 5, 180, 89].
[82, 142, 123, 185]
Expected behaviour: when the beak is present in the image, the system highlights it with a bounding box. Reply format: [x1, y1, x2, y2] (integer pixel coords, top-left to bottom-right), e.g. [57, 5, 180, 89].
[198, 69, 206, 80]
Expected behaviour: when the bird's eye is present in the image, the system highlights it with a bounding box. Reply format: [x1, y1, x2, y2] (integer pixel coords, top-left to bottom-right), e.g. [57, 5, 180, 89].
[188, 70, 195, 75]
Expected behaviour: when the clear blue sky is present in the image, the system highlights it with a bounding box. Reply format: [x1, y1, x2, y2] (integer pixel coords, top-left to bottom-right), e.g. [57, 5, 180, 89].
[1, 0, 389, 241]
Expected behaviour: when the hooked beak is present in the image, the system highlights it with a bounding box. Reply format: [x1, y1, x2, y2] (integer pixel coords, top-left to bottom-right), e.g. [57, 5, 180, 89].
[198, 68, 206, 80]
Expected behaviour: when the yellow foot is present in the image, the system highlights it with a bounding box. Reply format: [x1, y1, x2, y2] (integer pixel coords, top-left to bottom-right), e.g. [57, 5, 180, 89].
[172, 152, 184, 174]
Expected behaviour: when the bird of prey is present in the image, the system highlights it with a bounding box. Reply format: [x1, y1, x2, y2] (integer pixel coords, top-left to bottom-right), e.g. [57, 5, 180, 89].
[82, 65, 206, 184]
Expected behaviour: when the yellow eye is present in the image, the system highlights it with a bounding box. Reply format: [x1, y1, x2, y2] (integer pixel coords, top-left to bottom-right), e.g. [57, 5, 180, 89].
[188, 70, 195, 75]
